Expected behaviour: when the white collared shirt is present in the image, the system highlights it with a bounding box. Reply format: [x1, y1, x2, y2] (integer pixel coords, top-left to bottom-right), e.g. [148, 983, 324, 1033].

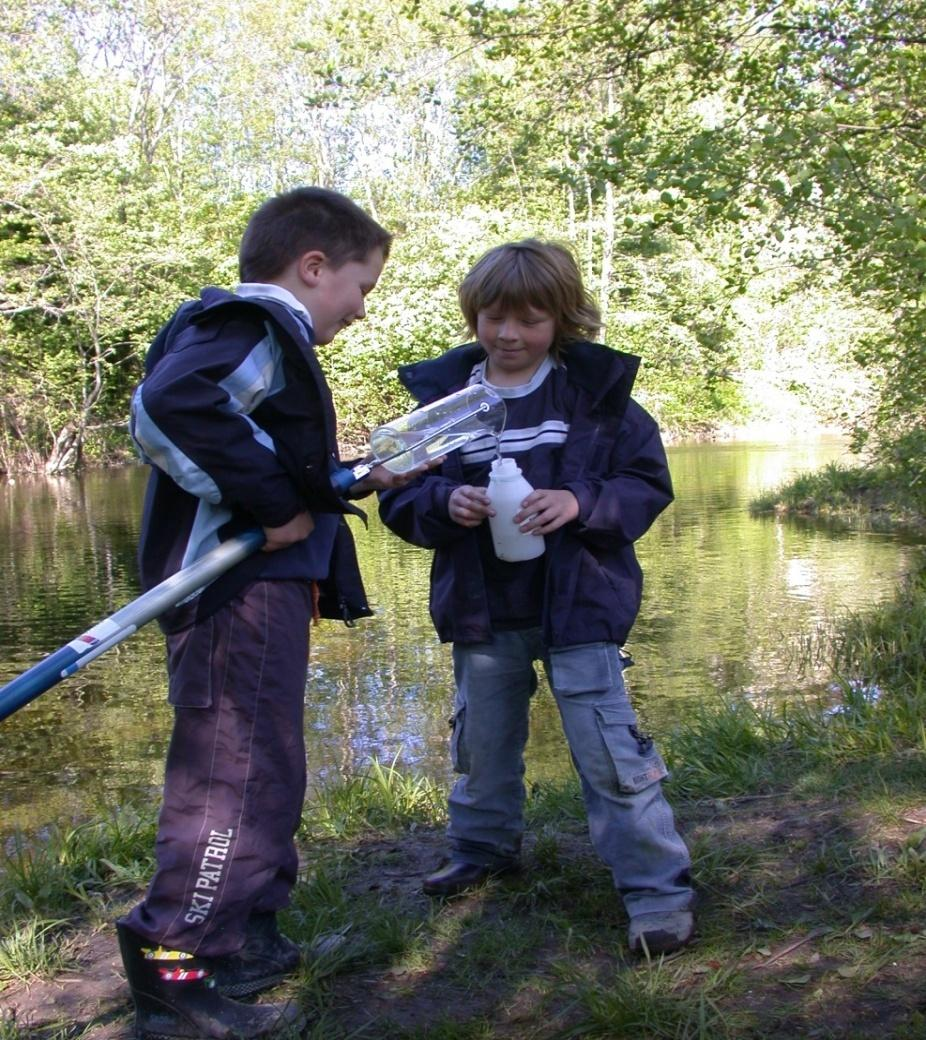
[235, 282, 314, 332]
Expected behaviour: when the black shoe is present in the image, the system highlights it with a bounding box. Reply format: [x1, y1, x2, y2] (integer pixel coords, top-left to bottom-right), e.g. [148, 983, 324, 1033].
[627, 911, 695, 956]
[422, 860, 519, 897]
[211, 911, 302, 997]
[116, 921, 305, 1039]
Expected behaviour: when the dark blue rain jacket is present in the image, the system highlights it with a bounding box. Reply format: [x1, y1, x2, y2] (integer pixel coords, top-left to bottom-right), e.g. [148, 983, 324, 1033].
[131, 288, 371, 633]
[378, 340, 673, 647]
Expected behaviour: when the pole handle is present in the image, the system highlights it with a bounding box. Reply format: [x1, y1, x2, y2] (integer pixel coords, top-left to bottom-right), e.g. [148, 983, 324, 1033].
[0, 528, 265, 723]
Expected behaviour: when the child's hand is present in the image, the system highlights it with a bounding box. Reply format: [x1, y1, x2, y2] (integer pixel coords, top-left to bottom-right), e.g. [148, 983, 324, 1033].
[263, 510, 314, 551]
[352, 458, 445, 493]
[514, 489, 579, 535]
[449, 485, 495, 527]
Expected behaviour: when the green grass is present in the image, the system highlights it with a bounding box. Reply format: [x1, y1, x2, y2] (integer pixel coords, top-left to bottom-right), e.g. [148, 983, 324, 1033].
[0, 1010, 94, 1040]
[524, 778, 586, 827]
[4, 569, 926, 1038]
[565, 959, 739, 1039]
[0, 803, 156, 923]
[286, 858, 426, 990]
[833, 566, 926, 693]
[303, 757, 446, 840]
[749, 460, 924, 528]
[664, 696, 807, 798]
[0, 918, 72, 985]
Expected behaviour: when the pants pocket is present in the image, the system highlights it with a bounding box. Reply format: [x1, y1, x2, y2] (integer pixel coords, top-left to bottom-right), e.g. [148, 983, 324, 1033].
[548, 642, 617, 695]
[449, 705, 469, 774]
[595, 706, 669, 794]
[166, 617, 216, 709]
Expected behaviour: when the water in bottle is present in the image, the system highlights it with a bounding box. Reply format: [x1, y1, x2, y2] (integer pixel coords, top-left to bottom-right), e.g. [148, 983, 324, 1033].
[370, 384, 506, 474]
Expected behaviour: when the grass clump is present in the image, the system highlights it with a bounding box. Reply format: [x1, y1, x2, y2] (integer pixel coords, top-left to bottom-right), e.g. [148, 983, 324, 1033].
[664, 696, 808, 799]
[749, 460, 923, 529]
[303, 757, 446, 840]
[0, 919, 72, 985]
[286, 858, 424, 987]
[833, 566, 926, 694]
[524, 779, 585, 828]
[0, 804, 156, 922]
[567, 961, 737, 1039]
[0, 1014, 94, 1040]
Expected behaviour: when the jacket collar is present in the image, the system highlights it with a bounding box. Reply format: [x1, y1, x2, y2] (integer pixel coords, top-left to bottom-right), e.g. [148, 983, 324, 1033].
[190, 287, 346, 480]
[399, 339, 640, 414]
[398, 343, 485, 403]
[235, 282, 314, 331]
[194, 287, 319, 369]
[560, 340, 640, 414]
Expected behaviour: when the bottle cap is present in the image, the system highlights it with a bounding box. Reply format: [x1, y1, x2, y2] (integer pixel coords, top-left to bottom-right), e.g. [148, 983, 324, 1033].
[491, 457, 519, 476]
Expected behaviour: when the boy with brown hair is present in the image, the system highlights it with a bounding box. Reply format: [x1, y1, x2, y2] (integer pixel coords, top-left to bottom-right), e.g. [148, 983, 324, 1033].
[120, 187, 420, 1038]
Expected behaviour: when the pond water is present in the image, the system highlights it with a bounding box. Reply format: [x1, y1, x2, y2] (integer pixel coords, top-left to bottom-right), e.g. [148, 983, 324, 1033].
[0, 439, 921, 840]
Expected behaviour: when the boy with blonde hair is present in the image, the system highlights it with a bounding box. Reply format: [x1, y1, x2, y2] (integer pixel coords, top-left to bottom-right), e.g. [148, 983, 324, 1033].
[380, 239, 695, 956]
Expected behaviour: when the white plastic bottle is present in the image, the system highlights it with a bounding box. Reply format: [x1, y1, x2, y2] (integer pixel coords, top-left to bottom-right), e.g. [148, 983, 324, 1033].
[487, 457, 545, 562]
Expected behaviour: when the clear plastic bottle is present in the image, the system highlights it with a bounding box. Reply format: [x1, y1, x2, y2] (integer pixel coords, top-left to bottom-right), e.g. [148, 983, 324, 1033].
[487, 457, 545, 561]
[369, 384, 506, 474]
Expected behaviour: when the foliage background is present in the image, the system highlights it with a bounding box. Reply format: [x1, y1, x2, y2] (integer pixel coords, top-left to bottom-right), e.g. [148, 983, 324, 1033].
[0, 0, 921, 491]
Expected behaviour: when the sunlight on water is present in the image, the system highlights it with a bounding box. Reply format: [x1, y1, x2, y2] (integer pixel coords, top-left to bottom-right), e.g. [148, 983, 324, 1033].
[0, 441, 921, 839]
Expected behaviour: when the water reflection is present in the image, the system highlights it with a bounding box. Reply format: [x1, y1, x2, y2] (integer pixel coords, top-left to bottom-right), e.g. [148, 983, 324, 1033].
[0, 440, 921, 839]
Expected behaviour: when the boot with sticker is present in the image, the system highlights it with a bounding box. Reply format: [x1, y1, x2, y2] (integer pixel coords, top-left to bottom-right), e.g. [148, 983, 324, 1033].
[117, 921, 305, 1039]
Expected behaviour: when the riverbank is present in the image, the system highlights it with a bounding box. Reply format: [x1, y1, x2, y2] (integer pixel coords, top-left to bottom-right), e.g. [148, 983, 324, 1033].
[750, 460, 926, 533]
[2, 750, 926, 1038]
[3, 564, 926, 1039]
[0, 418, 845, 479]
[3, 783, 926, 1039]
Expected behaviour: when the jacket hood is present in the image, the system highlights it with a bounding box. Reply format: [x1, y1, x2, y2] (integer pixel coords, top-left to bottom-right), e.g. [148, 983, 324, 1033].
[195, 286, 240, 313]
[560, 340, 640, 416]
[187, 286, 321, 381]
[398, 343, 485, 403]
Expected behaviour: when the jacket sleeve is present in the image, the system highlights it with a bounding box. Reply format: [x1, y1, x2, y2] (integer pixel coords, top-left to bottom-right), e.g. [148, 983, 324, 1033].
[130, 316, 306, 529]
[378, 472, 473, 548]
[561, 400, 674, 548]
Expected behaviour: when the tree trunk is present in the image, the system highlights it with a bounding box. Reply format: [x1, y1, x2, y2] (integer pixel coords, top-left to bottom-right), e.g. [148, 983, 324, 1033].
[599, 81, 616, 329]
[45, 423, 83, 475]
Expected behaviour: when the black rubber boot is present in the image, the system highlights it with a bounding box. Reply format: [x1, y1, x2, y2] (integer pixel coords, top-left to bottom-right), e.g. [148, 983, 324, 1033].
[117, 922, 305, 1039]
[211, 912, 302, 997]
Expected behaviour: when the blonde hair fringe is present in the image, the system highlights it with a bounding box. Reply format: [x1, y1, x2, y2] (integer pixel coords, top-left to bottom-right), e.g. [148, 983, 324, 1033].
[458, 239, 602, 352]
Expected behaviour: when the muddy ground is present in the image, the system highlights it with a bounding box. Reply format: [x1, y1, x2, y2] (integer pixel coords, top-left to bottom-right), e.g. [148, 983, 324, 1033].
[3, 797, 926, 1038]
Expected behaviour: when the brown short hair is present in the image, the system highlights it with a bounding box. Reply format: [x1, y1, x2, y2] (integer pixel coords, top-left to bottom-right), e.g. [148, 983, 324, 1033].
[458, 239, 601, 350]
[238, 187, 393, 281]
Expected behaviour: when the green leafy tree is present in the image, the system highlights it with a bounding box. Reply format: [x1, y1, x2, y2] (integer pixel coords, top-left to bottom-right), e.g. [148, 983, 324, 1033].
[0, 0, 243, 471]
[3, 0, 910, 473]
[451, 0, 926, 487]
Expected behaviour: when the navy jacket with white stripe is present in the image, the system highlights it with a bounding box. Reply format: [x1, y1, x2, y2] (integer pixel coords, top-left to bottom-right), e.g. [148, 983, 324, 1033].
[131, 287, 371, 634]
[378, 340, 673, 648]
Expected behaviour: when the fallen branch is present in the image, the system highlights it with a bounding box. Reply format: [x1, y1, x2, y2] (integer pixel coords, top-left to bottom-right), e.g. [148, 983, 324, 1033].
[753, 927, 829, 969]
